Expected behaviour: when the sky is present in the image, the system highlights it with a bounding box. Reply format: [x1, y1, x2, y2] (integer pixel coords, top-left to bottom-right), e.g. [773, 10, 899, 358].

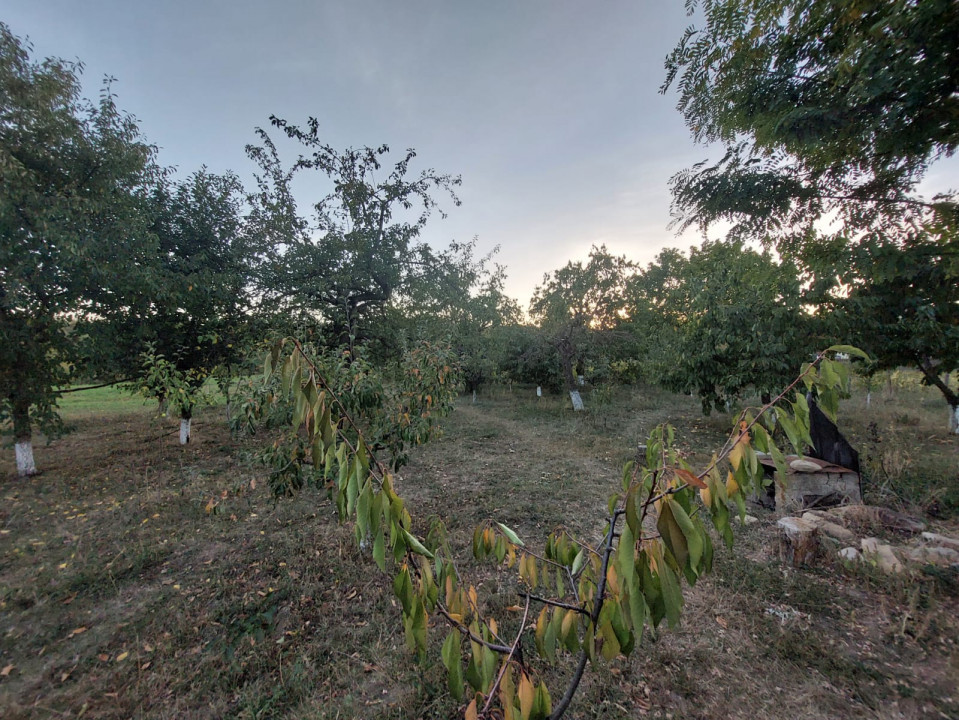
[4, 1, 956, 307]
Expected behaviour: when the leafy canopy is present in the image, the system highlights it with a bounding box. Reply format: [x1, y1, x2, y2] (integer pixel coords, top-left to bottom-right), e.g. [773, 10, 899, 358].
[663, 0, 959, 245]
[0, 23, 159, 440]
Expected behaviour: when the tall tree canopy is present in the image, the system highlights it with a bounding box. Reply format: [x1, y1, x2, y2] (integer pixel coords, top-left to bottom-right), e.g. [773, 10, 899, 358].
[529, 246, 635, 401]
[631, 240, 812, 414]
[88, 168, 254, 442]
[245, 116, 462, 352]
[663, 0, 959, 245]
[0, 24, 160, 474]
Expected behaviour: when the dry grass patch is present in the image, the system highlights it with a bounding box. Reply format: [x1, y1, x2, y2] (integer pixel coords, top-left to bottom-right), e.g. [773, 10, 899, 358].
[1, 382, 956, 719]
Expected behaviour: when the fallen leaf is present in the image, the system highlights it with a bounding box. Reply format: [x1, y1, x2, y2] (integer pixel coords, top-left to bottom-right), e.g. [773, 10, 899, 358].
[97, 654, 109, 662]
[1, 664, 13, 676]
[62, 593, 77, 605]
[60, 671, 71, 682]
[345, 589, 358, 600]
[140, 662, 151, 670]
[716, 616, 728, 629]
[68, 626, 87, 638]
[143, 643, 154, 653]
[116, 652, 129, 662]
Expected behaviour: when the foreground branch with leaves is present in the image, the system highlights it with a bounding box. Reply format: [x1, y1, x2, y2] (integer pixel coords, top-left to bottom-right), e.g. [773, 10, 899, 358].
[250, 339, 866, 719]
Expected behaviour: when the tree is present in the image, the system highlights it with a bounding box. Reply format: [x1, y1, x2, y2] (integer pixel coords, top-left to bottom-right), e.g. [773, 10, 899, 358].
[0, 24, 159, 475]
[662, 0, 959, 425]
[663, 0, 959, 246]
[392, 240, 522, 397]
[828, 227, 959, 432]
[128, 170, 251, 442]
[529, 246, 635, 408]
[630, 241, 813, 413]
[245, 116, 461, 352]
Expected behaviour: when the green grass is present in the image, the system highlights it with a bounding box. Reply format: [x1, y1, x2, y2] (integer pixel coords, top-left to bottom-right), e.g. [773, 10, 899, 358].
[57, 384, 153, 418]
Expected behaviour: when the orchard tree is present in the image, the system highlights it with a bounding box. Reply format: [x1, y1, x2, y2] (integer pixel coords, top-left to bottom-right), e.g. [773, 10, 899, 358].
[139, 170, 251, 442]
[0, 24, 160, 475]
[394, 240, 522, 397]
[529, 246, 635, 407]
[662, 0, 959, 426]
[632, 241, 813, 414]
[826, 228, 959, 432]
[245, 116, 461, 351]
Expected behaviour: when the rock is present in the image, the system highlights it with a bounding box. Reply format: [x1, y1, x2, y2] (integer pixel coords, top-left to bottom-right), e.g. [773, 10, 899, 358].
[920, 532, 959, 551]
[904, 546, 959, 567]
[778, 517, 820, 566]
[740, 514, 758, 525]
[875, 545, 905, 574]
[801, 512, 857, 543]
[860, 536, 880, 555]
[838, 547, 861, 562]
[860, 537, 904, 573]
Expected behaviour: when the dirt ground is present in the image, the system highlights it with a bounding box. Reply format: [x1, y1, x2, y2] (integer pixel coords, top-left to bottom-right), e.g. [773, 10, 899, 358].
[1, 387, 957, 719]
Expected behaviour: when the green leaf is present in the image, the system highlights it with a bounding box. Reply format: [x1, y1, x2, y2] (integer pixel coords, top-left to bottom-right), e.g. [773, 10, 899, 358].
[666, 497, 703, 572]
[373, 528, 386, 571]
[826, 344, 870, 361]
[441, 631, 464, 701]
[496, 522, 525, 547]
[656, 500, 689, 569]
[571, 548, 586, 577]
[401, 529, 435, 559]
[658, 559, 683, 628]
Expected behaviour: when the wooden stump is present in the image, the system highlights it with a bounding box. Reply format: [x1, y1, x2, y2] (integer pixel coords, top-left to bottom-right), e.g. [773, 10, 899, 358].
[778, 517, 820, 566]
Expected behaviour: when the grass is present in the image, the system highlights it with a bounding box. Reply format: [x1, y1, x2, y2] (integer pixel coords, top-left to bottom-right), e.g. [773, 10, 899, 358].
[0, 379, 956, 719]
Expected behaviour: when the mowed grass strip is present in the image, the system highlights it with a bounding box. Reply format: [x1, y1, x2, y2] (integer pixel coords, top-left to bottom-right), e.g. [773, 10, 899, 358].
[0, 381, 956, 719]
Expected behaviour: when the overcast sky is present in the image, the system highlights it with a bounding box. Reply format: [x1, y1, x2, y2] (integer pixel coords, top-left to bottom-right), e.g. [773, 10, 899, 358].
[5, 1, 956, 307]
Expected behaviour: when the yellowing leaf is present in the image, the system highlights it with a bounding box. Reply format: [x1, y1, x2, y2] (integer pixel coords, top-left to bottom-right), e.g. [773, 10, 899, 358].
[728, 422, 749, 470]
[465, 698, 478, 720]
[518, 673, 535, 720]
[725, 472, 740, 496]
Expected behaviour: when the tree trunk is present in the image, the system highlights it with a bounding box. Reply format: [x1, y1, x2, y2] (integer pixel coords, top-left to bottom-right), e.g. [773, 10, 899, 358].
[12, 396, 37, 477]
[556, 332, 585, 412]
[180, 409, 192, 445]
[915, 358, 959, 434]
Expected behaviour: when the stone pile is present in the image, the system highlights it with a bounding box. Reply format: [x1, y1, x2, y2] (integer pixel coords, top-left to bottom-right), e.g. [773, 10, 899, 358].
[777, 505, 959, 572]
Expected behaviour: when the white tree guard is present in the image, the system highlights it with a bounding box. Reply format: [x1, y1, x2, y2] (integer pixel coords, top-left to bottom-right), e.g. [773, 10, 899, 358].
[569, 390, 585, 412]
[15, 441, 37, 477]
[180, 418, 192, 445]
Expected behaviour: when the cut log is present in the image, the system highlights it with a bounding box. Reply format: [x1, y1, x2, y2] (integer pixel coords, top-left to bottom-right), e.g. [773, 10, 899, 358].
[778, 517, 820, 566]
[801, 512, 857, 544]
[829, 505, 925, 535]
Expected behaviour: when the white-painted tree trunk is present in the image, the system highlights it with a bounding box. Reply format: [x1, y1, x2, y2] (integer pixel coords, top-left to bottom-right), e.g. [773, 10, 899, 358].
[569, 390, 585, 411]
[950, 404, 959, 435]
[15, 440, 37, 477]
[866, 391, 871, 409]
[180, 418, 192, 445]
[472, 389, 477, 404]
